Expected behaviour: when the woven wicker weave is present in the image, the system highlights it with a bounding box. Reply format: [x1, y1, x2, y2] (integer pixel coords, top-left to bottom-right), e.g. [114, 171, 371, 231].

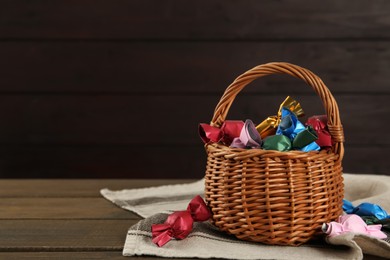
[204, 62, 344, 246]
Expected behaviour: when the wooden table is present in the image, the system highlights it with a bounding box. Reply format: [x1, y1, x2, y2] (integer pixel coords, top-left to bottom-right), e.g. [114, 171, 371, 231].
[0, 179, 386, 260]
[0, 179, 195, 259]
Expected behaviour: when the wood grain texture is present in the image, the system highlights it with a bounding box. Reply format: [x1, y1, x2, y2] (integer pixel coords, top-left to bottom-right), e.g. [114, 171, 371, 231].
[0, 1, 388, 258]
[0, 220, 137, 249]
[0, 252, 125, 259]
[1, 0, 390, 40]
[0, 179, 385, 259]
[0, 179, 195, 197]
[0, 145, 387, 178]
[0, 252, 202, 260]
[0, 144, 207, 178]
[0, 253, 383, 260]
[343, 146, 390, 175]
[0, 41, 390, 94]
[0, 95, 386, 145]
[0, 1, 388, 179]
[0, 198, 139, 219]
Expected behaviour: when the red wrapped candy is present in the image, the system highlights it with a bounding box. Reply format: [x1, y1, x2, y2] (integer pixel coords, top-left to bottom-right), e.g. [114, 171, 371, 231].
[306, 115, 332, 147]
[199, 120, 244, 145]
[151, 195, 211, 247]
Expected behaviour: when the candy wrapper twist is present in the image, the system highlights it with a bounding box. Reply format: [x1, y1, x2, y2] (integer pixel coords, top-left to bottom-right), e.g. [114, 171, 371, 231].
[151, 195, 211, 247]
[256, 96, 304, 139]
[322, 214, 387, 239]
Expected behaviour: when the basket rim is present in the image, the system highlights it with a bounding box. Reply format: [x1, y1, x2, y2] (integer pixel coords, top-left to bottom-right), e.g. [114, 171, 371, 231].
[206, 142, 339, 160]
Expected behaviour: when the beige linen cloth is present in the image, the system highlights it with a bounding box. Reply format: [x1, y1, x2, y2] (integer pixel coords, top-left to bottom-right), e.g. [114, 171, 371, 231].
[101, 173, 390, 260]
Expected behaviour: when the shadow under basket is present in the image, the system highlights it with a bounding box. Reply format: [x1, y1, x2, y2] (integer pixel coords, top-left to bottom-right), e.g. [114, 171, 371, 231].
[204, 62, 344, 246]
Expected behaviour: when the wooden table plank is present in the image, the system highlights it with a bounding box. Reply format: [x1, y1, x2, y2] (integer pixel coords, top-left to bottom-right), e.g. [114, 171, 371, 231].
[1, 146, 389, 178]
[0, 95, 387, 146]
[0, 252, 125, 260]
[0, 198, 139, 219]
[0, 252, 201, 260]
[0, 250, 385, 260]
[0, 179, 195, 197]
[0, 179, 386, 260]
[2, 42, 390, 94]
[2, 254, 382, 260]
[0, 220, 137, 249]
[1, 1, 390, 40]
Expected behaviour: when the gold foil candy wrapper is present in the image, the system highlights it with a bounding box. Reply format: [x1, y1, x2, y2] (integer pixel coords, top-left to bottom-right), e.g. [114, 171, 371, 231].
[255, 116, 278, 138]
[256, 96, 304, 139]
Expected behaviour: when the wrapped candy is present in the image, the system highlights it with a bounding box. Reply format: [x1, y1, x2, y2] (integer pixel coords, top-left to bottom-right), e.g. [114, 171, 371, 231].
[199, 96, 323, 153]
[199, 121, 244, 145]
[262, 135, 292, 151]
[275, 107, 320, 152]
[322, 214, 387, 239]
[306, 115, 332, 147]
[230, 120, 262, 149]
[276, 107, 305, 139]
[361, 216, 380, 225]
[151, 195, 211, 247]
[300, 141, 320, 152]
[256, 96, 304, 139]
[343, 199, 390, 220]
[361, 216, 390, 232]
[292, 126, 319, 150]
[377, 219, 390, 232]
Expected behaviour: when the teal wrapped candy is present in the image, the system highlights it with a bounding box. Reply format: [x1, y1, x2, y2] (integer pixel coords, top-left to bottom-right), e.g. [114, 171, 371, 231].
[361, 216, 390, 233]
[300, 142, 320, 152]
[262, 135, 292, 151]
[292, 126, 318, 149]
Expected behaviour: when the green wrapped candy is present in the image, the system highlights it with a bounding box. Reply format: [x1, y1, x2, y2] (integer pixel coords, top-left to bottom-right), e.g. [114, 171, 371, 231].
[361, 216, 390, 232]
[360, 216, 379, 225]
[262, 135, 292, 151]
[292, 126, 318, 149]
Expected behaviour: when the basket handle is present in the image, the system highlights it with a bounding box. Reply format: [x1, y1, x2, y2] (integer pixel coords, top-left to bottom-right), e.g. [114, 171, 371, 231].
[210, 62, 344, 160]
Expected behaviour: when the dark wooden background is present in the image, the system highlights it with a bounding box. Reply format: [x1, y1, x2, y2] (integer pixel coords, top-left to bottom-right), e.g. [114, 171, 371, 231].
[0, 0, 389, 178]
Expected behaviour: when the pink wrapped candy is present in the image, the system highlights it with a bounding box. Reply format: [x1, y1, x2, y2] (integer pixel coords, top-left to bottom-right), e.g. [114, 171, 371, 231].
[322, 214, 387, 239]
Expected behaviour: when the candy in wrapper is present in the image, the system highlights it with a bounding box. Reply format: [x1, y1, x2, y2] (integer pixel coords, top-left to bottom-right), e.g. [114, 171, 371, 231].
[292, 126, 318, 149]
[220, 121, 245, 145]
[151, 195, 211, 247]
[275, 108, 320, 152]
[256, 96, 304, 139]
[300, 141, 320, 152]
[374, 219, 390, 232]
[230, 119, 262, 149]
[276, 107, 305, 140]
[343, 199, 390, 220]
[322, 214, 387, 239]
[306, 115, 332, 147]
[199, 120, 244, 145]
[362, 216, 390, 233]
[262, 135, 292, 151]
[199, 124, 222, 143]
[360, 216, 380, 226]
[255, 116, 278, 138]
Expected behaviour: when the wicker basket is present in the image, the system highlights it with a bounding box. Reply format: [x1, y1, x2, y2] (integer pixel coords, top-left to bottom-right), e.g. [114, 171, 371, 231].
[204, 62, 344, 246]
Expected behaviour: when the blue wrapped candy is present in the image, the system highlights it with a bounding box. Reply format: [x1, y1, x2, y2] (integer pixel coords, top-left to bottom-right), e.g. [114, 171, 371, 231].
[300, 142, 320, 152]
[276, 108, 320, 152]
[276, 107, 305, 139]
[343, 199, 390, 220]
